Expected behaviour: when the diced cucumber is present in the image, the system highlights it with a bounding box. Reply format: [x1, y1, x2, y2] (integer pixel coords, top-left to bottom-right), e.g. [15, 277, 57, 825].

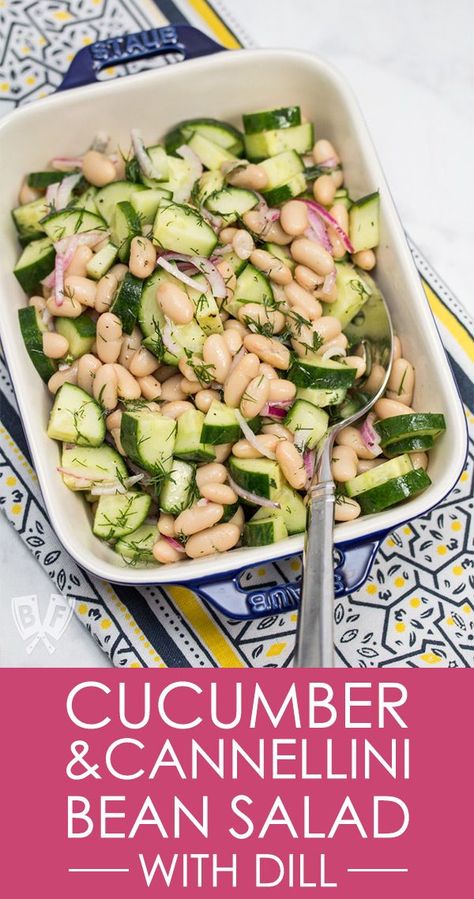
[222, 251, 248, 277]
[296, 386, 347, 408]
[158, 155, 196, 195]
[138, 269, 173, 337]
[120, 410, 176, 475]
[42, 209, 107, 242]
[165, 118, 244, 157]
[260, 150, 304, 189]
[110, 271, 143, 334]
[194, 170, 225, 205]
[201, 401, 241, 445]
[228, 456, 282, 501]
[159, 459, 196, 514]
[153, 201, 217, 258]
[187, 274, 223, 335]
[349, 191, 380, 253]
[162, 319, 206, 365]
[13, 237, 55, 292]
[243, 106, 301, 135]
[206, 187, 259, 224]
[146, 145, 169, 181]
[264, 242, 295, 272]
[284, 400, 329, 450]
[232, 264, 274, 308]
[93, 491, 152, 540]
[262, 173, 306, 206]
[221, 501, 241, 523]
[244, 123, 313, 160]
[18, 306, 57, 382]
[115, 520, 158, 564]
[47, 383, 105, 447]
[110, 201, 142, 262]
[188, 132, 238, 170]
[95, 181, 147, 225]
[131, 188, 172, 226]
[334, 188, 352, 210]
[27, 171, 64, 189]
[346, 454, 413, 498]
[72, 185, 98, 214]
[85, 241, 118, 280]
[56, 314, 95, 358]
[383, 435, 435, 458]
[243, 513, 288, 546]
[351, 468, 432, 514]
[253, 484, 307, 535]
[374, 413, 446, 448]
[61, 443, 127, 491]
[321, 262, 373, 327]
[173, 409, 216, 462]
[289, 356, 356, 390]
[11, 198, 50, 243]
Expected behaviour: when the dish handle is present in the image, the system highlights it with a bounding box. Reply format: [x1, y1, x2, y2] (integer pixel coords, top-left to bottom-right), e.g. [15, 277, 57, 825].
[192, 535, 386, 620]
[57, 24, 225, 92]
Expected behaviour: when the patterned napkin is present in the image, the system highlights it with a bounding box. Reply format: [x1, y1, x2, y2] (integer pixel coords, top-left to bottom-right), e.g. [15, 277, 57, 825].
[1, 0, 472, 668]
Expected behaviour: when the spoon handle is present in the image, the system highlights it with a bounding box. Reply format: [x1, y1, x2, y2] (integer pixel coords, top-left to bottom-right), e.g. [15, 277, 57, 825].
[293, 480, 336, 668]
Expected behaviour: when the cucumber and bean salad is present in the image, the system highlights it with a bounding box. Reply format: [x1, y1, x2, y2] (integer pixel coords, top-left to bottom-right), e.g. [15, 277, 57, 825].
[12, 106, 445, 565]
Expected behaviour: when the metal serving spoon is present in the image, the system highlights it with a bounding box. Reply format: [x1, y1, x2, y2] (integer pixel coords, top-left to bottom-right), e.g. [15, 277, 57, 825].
[294, 283, 393, 668]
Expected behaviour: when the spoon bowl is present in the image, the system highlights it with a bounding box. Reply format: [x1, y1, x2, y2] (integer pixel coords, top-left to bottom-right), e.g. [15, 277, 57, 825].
[294, 284, 393, 668]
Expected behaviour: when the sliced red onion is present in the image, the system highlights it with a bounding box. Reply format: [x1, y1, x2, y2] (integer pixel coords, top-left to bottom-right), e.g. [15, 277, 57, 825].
[266, 207, 281, 223]
[54, 172, 83, 211]
[261, 402, 292, 419]
[159, 252, 226, 299]
[228, 474, 280, 508]
[228, 346, 246, 375]
[306, 199, 354, 253]
[304, 449, 316, 482]
[234, 410, 276, 460]
[293, 430, 308, 453]
[130, 128, 163, 180]
[321, 269, 337, 296]
[303, 201, 333, 253]
[40, 308, 54, 331]
[211, 245, 233, 258]
[53, 252, 66, 306]
[157, 256, 200, 291]
[57, 466, 94, 486]
[321, 345, 347, 360]
[200, 206, 223, 230]
[319, 156, 338, 169]
[162, 317, 181, 357]
[50, 156, 83, 171]
[176, 144, 203, 178]
[162, 535, 185, 553]
[45, 181, 60, 208]
[360, 414, 383, 456]
[54, 230, 107, 255]
[196, 498, 209, 507]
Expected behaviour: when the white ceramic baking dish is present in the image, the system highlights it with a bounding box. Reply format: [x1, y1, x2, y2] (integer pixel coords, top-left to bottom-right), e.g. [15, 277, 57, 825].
[0, 25, 467, 608]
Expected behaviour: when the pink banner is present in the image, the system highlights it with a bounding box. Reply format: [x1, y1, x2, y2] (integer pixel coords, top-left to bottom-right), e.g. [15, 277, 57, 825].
[1, 670, 471, 896]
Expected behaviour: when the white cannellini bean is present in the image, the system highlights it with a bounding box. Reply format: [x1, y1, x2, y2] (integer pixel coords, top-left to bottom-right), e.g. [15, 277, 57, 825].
[275, 440, 307, 490]
[42, 332, 69, 359]
[195, 463, 228, 490]
[77, 354, 102, 395]
[184, 523, 240, 558]
[129, 236, 157, 279]
[174, 502, 224, 537]
[82, 150, 117, 187]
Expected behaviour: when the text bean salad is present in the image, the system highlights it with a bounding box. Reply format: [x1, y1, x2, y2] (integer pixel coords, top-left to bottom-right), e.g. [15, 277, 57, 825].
[12, 107, 446, 565]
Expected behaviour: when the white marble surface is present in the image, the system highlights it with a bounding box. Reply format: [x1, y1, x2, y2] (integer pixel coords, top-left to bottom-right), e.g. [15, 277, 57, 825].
[1, 0, 472, 668]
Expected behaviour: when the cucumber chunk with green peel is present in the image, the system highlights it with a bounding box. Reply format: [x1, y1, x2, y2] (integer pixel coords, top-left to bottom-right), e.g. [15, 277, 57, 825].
[56, 314, 95, 358]
[153, 200, 217, 258]
[262, 173, 307, 206]
[115, 520, 158, 564]
[374, 413, 446, 447]
[296, 386, 347, 408]
[60, 443, 127, 491]
[205, 187, 259, 224]
[187, 279, 223, 335]
[284, 400, 329, 450]
[194, 170, 225, 205]
[47, 384, 105, 446]
[260, 150, 304, 189]
[93, 491, 152, 540]
[95, 181, 147, 225]
[85, 241, 118, 280]
[200, 401, 241, 445]
[110, 271, 143, 334]
[110, 201, 142, 262]
[14, 237, 55, 293]
[289, 356, 356, 390]
[145, 145, 169, 181]
[27, 171, 64, 189]
[351, 468, 432, 514]
[131, 188, 172, 225]
[42, 209, 107, 241]
[383, 435, 435, 458]
[228, 456, 282, 501]
[173, 409, 216, 462]
[71, 185, 98, 214]
[243, 106, 301, 135]
[11, 197, 50, 243]
[232, 264, 274, 308]
[188, 132, 238, 170]
[165, 118, 244, 157]
[243, 513, 288, 546]
[253, 485, 306, 535]
[244, 123, 313, 160]
[159, 459, 197, 514]
[321, 262, 373, 327]
[18, 306, 57, 382]
[349, 191, 380, 253]
[345, 454, 413, 498]
[138, 269, 173, 337]
[120, 410, 176, 475]
[264, 242, 295, 272]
